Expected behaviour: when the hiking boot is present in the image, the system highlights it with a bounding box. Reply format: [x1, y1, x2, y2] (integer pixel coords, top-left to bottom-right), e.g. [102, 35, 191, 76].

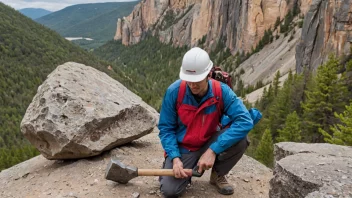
[209, 170, 234, 195]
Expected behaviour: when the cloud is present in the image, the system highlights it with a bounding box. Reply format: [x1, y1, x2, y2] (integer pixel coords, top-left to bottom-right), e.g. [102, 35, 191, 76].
[0, 0, 138, 11]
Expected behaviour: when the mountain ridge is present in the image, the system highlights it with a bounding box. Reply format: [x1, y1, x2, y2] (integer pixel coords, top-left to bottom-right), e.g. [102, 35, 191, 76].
[19, 8, 51, 19]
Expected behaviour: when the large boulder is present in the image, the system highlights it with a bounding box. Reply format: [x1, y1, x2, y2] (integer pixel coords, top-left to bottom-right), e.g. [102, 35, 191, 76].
[269, 142, 352, 198]
[20, 62, 158, 160]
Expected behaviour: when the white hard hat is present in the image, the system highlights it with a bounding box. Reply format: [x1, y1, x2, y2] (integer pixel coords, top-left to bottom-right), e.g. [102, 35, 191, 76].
[179, 47, 213, 82]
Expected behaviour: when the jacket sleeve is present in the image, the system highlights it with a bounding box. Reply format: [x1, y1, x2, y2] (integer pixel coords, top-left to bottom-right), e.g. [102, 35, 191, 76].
[158, 86, 181, 160]
[209, 83, 254, 154]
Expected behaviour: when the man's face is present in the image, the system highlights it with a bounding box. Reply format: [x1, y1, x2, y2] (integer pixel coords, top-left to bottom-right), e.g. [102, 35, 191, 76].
[186, 77, 208, 95]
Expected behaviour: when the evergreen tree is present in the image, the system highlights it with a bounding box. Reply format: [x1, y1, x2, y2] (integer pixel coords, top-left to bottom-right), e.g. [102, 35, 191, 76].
[319, 102, 352, 146]
[344, 59, 352, 99]
[274, 17, 281, 30]
[267, 70, 293, 139]
[301, 55, 348, 142]
[273, 71, 281, 96]
[255, 129, 274, 167]
[276, 111, 301, 142]
[259, 84, 274, 111]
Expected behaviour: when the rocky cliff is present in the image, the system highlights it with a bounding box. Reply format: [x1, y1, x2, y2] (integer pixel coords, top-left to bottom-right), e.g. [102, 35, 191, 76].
[296, 0, 352, 72]
[115, 0, 312, 53]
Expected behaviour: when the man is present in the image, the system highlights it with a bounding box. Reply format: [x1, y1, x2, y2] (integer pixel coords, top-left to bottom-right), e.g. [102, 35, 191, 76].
[158, 47, 261, 197]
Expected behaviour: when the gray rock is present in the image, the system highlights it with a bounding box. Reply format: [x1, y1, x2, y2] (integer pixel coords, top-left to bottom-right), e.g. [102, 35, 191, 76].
[132, 192, 140, 198]
[274, 142, 352, 162]
[21, 62, 158, 160]
[270, 143, 352, 198]
[296, 0, 352, 73]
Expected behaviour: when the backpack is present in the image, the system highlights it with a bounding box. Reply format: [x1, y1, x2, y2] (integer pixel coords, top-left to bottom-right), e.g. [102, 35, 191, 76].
[208, 66, 233, 89]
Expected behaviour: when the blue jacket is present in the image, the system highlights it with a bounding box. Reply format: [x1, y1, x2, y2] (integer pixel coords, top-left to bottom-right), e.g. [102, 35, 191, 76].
[158, 79, 260, 160]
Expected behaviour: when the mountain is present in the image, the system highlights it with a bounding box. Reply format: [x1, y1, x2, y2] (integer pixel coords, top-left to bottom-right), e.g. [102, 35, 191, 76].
[19, 8, 51, 19]
[0, 2, 133, 171]
[36, 2, 139, 49]
[113, 0, 311, 89]
[115, 0, 311, 51]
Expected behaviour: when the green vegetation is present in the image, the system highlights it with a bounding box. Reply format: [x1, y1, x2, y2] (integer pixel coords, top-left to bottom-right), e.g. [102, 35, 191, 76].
[276, 111, 302, 142]
[298, 20, 304, 28]
[280, 4, 300, 34]
[36, 2, 139, 49]
[320, 102, 352, 146]
[255, 129, 274, 167]
[160, 10, 176, 31]
[249, 54, 352, 167]
[94, 36, 189, 111]
[0, 2, 133, 171]
[301, 56, 348, 142]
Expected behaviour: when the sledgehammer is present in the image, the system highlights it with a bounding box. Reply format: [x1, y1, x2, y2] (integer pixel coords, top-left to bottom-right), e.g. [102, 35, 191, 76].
[105, 158, 203, 184]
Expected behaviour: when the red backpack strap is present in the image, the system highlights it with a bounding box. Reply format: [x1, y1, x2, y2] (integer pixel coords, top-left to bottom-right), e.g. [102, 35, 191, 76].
[176, 81, 187, 110]
[211, 80, 223, 113]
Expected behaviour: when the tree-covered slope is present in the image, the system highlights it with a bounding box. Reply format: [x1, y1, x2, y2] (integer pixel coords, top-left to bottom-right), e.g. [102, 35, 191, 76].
[0, 2, 131, 171]
[19, 8, 52, 19]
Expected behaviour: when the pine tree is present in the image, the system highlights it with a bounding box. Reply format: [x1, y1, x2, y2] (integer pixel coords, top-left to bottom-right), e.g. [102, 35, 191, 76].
[344, 59, 352, 99]
[274, 17, 281, 30]
[276, 111, 302, 142]
[319, 102, 352, 146]
[255, 129, 274, 167]
[273, 70, 281, 97]
[259, 84, 274, 111]
[301, 55, 348, 142]
[267, 70, 292, 139]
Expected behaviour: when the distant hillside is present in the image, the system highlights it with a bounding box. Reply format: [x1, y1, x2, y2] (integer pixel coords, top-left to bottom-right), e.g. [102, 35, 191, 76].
[36, 2, 139, 49]
[0, 2, 133, 171]
[19, 8, 51, 19]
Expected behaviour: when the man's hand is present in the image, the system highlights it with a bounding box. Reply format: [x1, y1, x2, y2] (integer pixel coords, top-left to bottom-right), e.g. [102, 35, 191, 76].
[172, 158, 189, 178]
[197, 148, 216, 173]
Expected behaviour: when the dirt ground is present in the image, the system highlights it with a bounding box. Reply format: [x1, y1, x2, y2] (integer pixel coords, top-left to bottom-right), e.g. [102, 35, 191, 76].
[0, 129, 272, 198]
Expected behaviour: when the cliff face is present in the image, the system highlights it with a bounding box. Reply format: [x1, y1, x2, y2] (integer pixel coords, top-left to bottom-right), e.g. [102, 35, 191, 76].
[115, 0, 312, 53]
[296, 0, 352, 72]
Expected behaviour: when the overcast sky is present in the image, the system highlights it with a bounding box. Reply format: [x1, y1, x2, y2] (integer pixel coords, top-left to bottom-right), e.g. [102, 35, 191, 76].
[0, 0, 138, 11]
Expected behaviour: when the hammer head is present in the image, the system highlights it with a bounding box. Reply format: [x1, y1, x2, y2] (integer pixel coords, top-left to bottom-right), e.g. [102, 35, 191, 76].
[105, 158, 137, 184]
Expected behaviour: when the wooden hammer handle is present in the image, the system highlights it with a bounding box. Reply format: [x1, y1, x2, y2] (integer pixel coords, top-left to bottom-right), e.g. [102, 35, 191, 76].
[138, 169, 193, 176]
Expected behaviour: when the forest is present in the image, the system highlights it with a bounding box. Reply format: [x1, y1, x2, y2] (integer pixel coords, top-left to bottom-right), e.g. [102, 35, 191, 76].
[0, 3, 134, 170]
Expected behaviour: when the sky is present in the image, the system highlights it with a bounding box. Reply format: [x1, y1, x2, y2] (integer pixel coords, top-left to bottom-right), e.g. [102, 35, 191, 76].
[0, 0, 138, 11]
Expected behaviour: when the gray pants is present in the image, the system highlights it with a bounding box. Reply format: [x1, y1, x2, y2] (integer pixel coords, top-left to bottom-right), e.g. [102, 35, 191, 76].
[159, 132, 249, 198]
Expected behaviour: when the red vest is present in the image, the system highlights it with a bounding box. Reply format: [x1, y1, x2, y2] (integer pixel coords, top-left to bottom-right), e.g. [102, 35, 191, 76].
[176, 80, 223, 151]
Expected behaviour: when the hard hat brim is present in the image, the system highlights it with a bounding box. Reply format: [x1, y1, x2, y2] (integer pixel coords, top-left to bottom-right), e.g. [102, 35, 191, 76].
[179, 61, 213, 82]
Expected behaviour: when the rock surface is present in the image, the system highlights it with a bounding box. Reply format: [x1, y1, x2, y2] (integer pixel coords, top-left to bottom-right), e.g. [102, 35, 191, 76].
[20, 62, 158, 160]
[115, 0, 311, 53]
[269, 142, 352, 198]
[234, 27, 301, 89]
[296, 0, 352, 72]
[0, 129, 273, 198]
